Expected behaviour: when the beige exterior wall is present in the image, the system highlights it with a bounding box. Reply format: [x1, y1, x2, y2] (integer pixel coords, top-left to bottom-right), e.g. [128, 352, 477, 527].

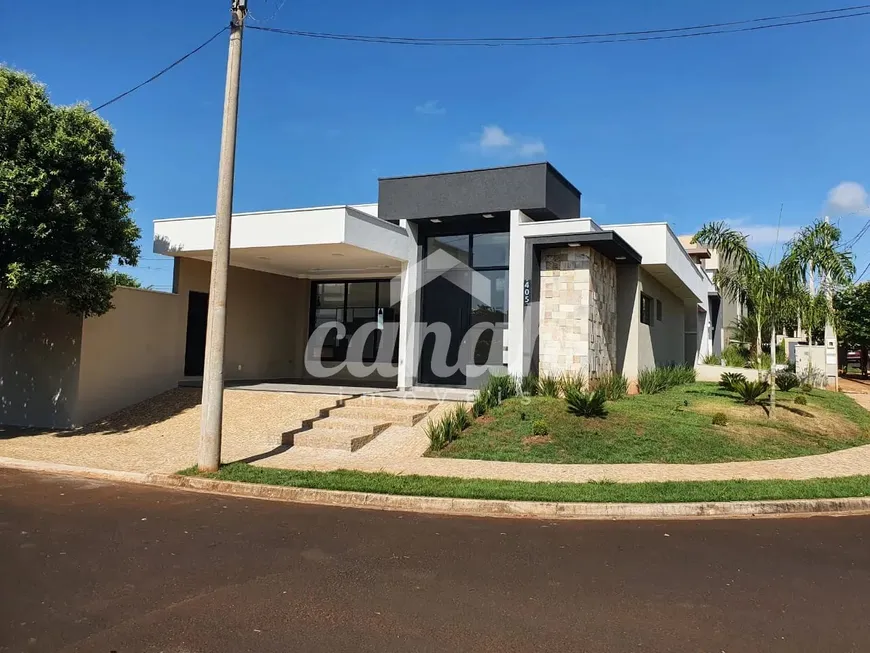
[175, 258, 309, 380]
[615, 265, 640, 379]
[637, 269, 686, 370]
[75, 287, 186, 425]
[537, 247, 616, 378]
[0, 299, 83, 429]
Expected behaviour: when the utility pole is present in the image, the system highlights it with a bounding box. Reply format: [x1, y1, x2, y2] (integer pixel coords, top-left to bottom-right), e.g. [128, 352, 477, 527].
[823, 216, 839, 390]
[199, 0, 247, 472]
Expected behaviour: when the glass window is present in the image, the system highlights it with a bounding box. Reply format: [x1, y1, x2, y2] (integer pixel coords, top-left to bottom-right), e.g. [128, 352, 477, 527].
[656, 298, 663, 321]
[317, 283, 344, 308]
[472, 232, 509, 268]
[346, 281, 377, 307]
[426, 235, 470, 268]
[471, 269, 508, 324]
[640, 293, 652, 325]
[310, 280, 399, 363]
[377, 280, 394, 307]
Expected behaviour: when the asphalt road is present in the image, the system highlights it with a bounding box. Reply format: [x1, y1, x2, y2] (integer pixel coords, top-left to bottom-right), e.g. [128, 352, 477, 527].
[2, 468, 869, 652]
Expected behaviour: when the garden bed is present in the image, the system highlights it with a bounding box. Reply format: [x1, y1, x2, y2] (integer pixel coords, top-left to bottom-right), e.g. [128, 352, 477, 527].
[429, 382, 870, 465]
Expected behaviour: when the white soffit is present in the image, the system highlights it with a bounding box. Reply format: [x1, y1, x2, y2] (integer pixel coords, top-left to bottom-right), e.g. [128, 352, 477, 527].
[153, 206, 408, 263]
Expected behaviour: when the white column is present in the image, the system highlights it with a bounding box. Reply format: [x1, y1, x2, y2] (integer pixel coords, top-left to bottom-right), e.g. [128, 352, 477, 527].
[507, 210, 533, 378]
[397, 221, 422, 390]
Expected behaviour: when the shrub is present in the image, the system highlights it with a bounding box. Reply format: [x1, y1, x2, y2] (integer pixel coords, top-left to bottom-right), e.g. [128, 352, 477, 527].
[472, 388, 490, 417]
[774, 371, 799, 392]
[424, 418, 448, 450]
[794, 394, 807, 406]
[559, 372, 586, 396]
[712, 412, 728, 426]
[592, 372, 629, 401]
[425, 404, 471, 451]
[471, 374, 518, 417]
[538, 374, 560, 397]
[722, 344, 749, 368]
[732, 379, 770, 405]
[637, 365, 696, 395]
[719, 372, 747, 393]
[452, 403, 472, 431]
[486, 374, 518, 403]
[565, 387, 607, 418]
[638, 368, 666, 395]
[531, 419, 549, 436]
[702, 353, 721, 365]
[521, 374, 539, 396]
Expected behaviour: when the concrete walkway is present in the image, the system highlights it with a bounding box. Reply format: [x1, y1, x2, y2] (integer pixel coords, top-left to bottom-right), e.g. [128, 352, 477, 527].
[1, 389, 869, 484]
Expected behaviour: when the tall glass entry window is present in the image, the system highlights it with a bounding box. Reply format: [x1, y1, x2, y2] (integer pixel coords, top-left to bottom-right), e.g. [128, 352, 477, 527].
[420, 225, 510, 386]
[310, 280, 398, 363]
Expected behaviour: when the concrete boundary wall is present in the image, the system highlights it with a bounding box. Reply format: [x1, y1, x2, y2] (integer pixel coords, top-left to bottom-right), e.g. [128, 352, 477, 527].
[1, 287, 188, 429]
[75, 287, 186, 425]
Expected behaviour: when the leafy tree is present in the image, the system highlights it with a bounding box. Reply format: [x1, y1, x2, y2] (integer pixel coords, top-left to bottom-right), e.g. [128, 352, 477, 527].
[105, 271, 142, 289]
[0, 67, 140, 328]
[835, 282, 870, 377]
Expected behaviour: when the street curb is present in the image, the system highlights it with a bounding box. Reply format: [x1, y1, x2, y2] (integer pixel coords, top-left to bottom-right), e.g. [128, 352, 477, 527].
[3, 456, 870, 520]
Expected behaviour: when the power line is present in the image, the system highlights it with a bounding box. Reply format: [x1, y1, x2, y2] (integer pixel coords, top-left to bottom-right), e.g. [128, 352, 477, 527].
[857, 259, 870, 281]
[248, 5, 870, 47]
[249, 0, 287, 25]
[90, 26, 228, 113]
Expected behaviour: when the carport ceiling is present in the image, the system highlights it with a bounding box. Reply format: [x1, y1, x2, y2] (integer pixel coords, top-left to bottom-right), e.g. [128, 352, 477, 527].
[178, 244, 403, 278]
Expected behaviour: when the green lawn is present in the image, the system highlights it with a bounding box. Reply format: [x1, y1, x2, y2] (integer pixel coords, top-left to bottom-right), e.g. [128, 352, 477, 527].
[429, 382, 870, 464]
[181, 463, 870, 504]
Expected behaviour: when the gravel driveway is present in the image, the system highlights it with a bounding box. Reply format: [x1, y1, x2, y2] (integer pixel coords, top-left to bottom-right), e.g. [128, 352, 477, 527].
[0, 388, 341, 473]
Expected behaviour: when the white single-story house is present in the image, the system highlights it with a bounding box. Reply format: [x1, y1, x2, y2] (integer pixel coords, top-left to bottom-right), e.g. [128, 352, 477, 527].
[1, 162, 723, 428]
[156, 162, 718, 389]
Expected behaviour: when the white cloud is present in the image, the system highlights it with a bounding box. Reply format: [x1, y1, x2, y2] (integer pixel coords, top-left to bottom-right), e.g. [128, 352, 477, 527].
[724, 218, 800, 249]
[415, 100, 446, 116]
[463, 124, 546, 159]
[824, 181, 869, 216]
[480, 125, 513, 148]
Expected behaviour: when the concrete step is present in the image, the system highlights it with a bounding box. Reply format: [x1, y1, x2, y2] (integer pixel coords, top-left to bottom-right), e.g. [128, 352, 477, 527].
[327, 405, 430, 426]
[291, 429, 377, 452]
[305, 416, 391, 437]
[346, 396, 439, 411]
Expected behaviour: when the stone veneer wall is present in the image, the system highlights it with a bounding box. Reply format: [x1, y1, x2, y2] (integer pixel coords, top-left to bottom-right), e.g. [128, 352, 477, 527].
[538, 246, 617, 378]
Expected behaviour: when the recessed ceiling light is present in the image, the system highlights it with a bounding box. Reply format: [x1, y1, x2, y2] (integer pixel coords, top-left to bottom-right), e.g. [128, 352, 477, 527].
[482, 213, 494, 219]
[615, 255, 627, 261]
[257, 256, 270, 260]
[331, 252, 344, 257]
[430, 218, 442, 223]
[568, 243, 581, 248]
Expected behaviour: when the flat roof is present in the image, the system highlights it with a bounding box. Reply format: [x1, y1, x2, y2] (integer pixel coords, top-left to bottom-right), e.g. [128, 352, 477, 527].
[378, 162, 581, 200]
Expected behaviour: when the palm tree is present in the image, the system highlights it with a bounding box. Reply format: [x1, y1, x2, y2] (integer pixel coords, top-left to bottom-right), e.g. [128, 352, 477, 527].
[694, 219, 854, 418]
[786, 219, 855, 343]
[692, 222, 763, 368]
[693, 222, 798, 419]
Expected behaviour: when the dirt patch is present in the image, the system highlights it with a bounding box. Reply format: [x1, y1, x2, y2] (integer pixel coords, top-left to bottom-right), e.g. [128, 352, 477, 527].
[476, 415, 495, 425]
[691, 399, 862, 443]
[522, 435, 553, 446]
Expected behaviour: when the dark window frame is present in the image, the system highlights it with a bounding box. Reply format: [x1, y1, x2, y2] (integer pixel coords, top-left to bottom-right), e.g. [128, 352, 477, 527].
[640, 293, 653, 326]
[308, 278, 397, 363]
[656, 298, 663, 322]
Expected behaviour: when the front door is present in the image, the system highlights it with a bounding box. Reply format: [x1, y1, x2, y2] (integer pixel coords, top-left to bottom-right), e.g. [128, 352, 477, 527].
[419, 273, 470, 386]
[184, 291, 208, 376]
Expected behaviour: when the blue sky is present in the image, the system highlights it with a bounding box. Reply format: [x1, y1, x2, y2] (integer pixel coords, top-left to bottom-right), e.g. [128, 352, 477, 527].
[6, 0, 870, 289]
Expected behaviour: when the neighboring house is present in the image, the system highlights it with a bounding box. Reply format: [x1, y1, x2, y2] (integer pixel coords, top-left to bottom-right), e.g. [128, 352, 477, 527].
[677, 234, 745, 354]
[1, 162, 718, 428]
